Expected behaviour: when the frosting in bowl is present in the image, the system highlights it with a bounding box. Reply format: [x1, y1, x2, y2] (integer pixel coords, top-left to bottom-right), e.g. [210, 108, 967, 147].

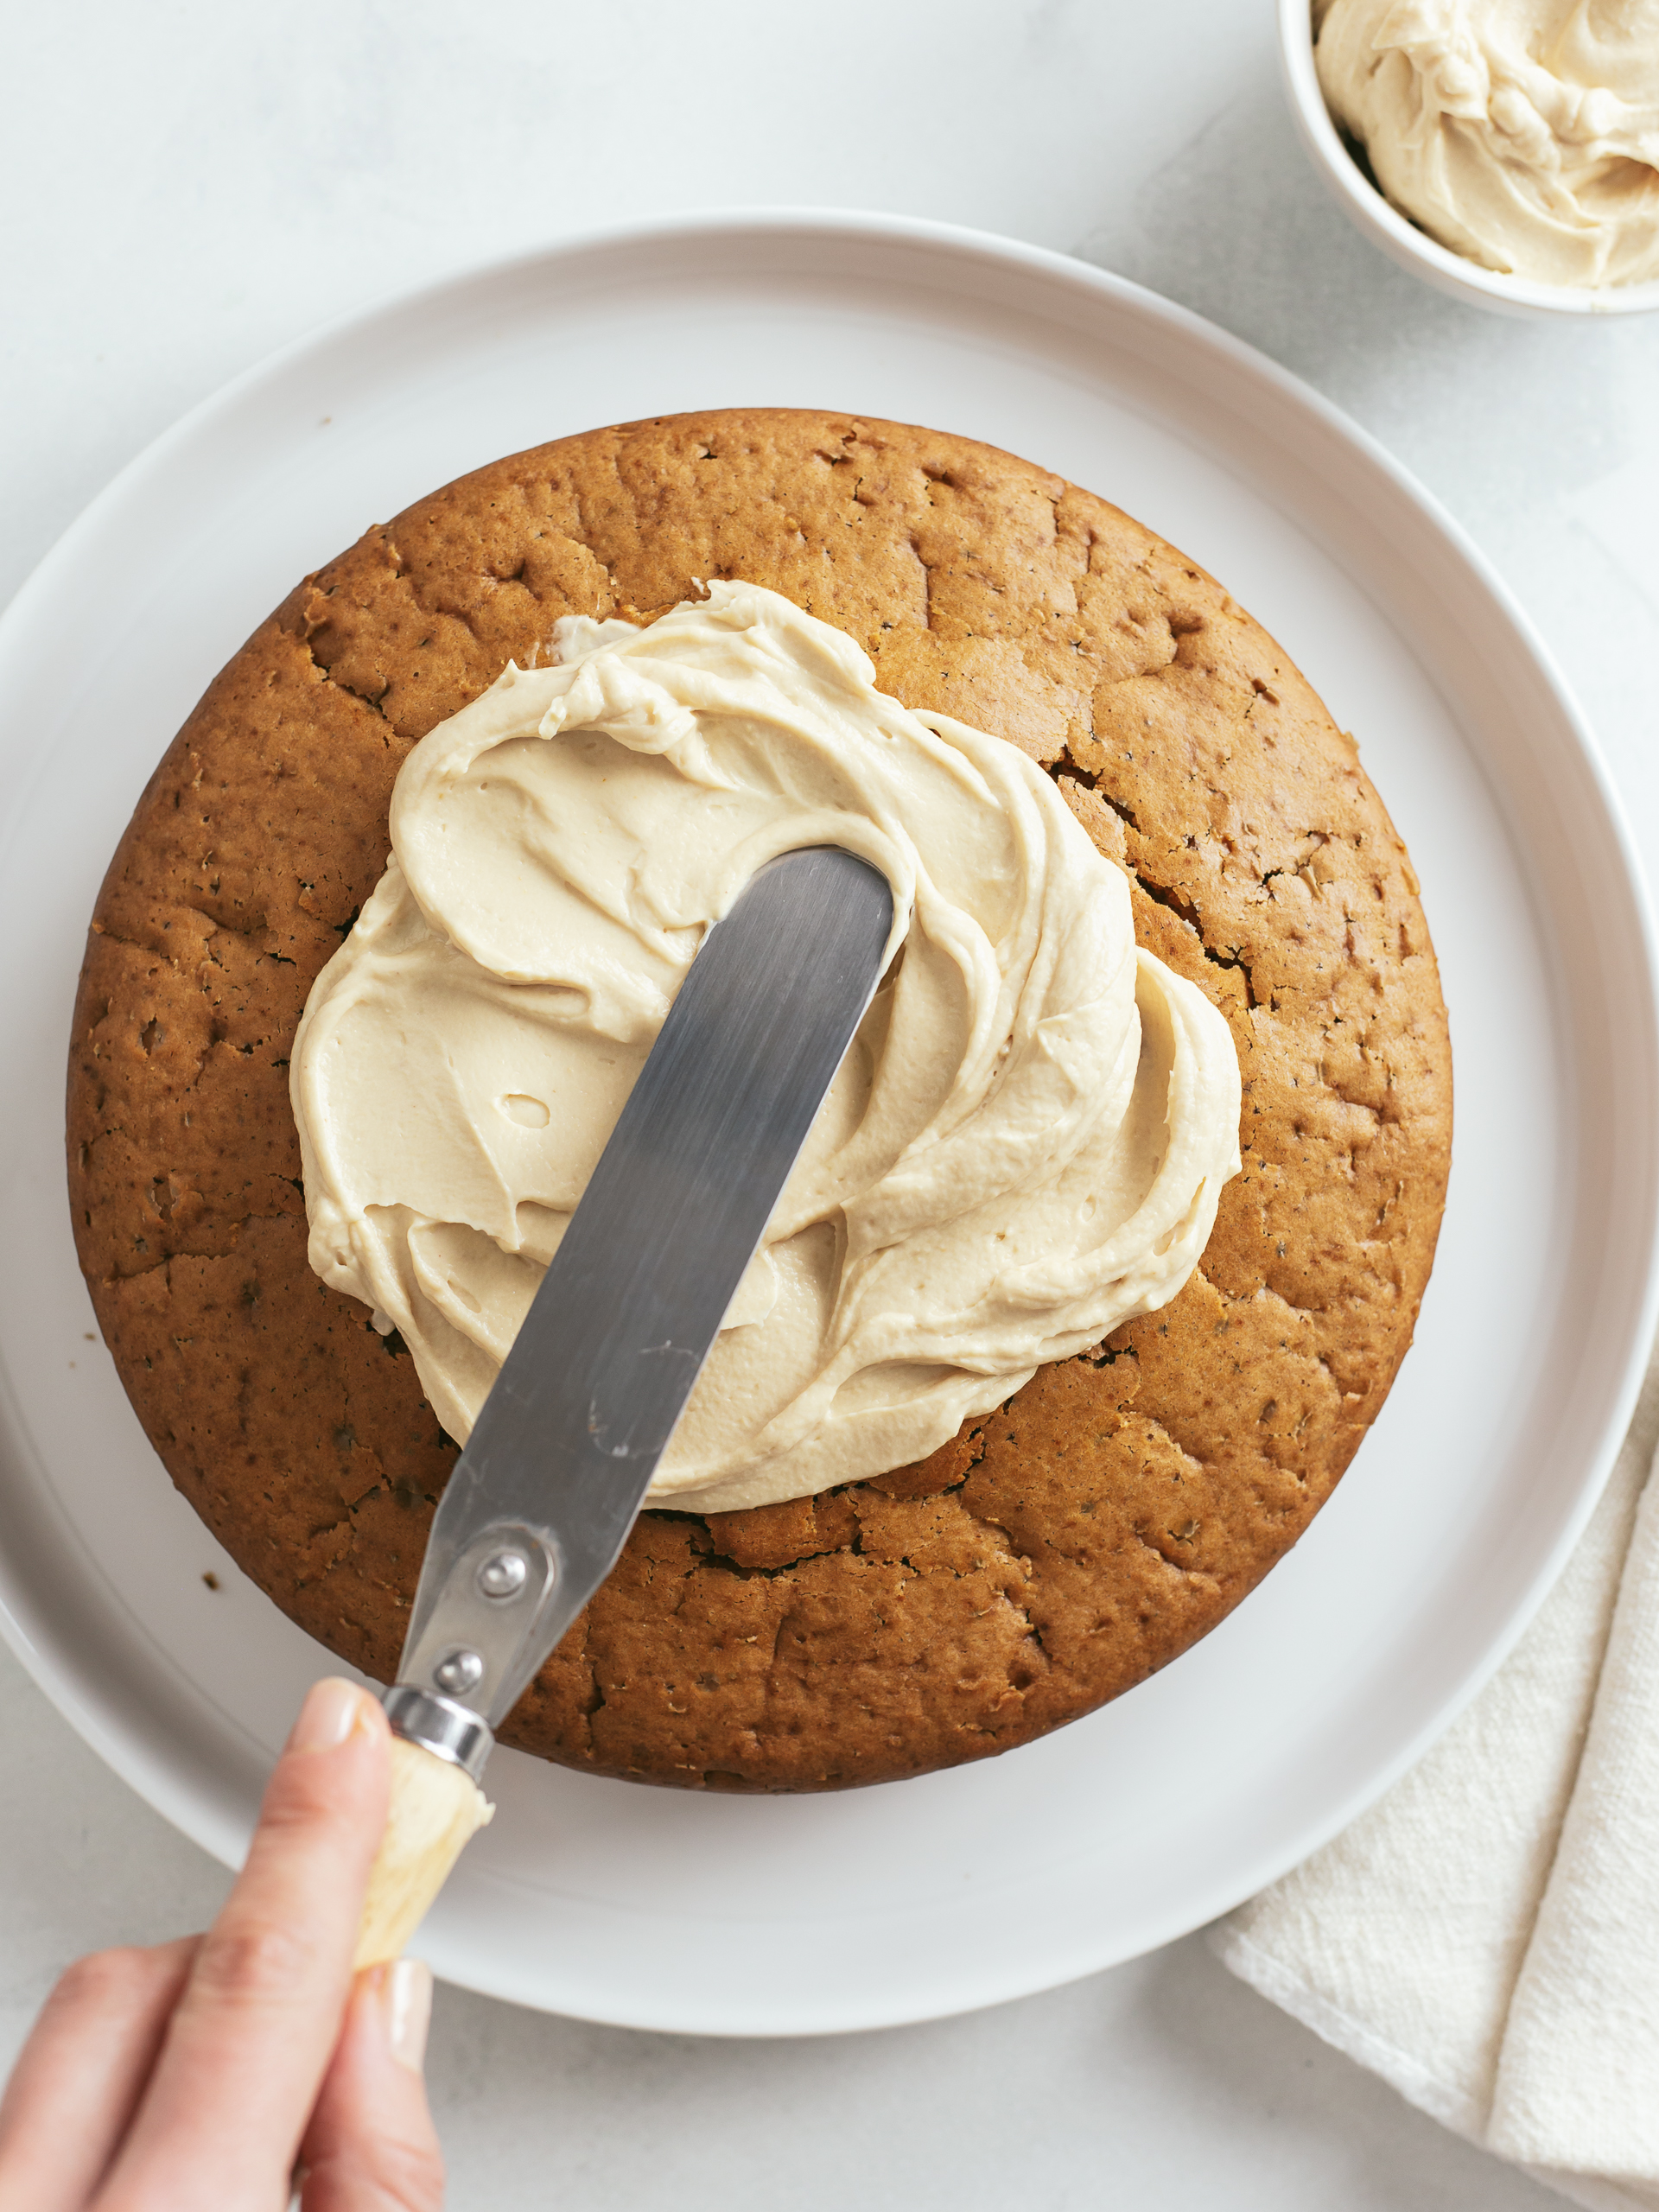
[1316, 0, 1659, 287]
[290, 582, 1242, 1515]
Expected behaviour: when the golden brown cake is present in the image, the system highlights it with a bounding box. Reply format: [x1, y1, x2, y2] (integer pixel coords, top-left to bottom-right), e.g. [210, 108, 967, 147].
[67, 410, 1452, 1790]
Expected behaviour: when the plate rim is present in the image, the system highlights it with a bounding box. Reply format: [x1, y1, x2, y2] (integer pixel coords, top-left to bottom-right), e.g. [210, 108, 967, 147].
[3, 205, 1657, 2032]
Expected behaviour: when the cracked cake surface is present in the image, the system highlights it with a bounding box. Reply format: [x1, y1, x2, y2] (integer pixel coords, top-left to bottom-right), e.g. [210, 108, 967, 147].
[67, 409, 1452, 1790]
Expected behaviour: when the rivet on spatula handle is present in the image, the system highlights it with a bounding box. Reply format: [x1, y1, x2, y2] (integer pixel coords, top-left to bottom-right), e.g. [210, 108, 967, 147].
[353, 1735, 493, 1971]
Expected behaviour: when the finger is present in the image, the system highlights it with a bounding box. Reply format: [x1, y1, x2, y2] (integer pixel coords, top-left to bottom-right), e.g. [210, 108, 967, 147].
[298, 1960, 443, 2212]
[0, 1939, 198, 2212]
[94, 1678, 391, 2212]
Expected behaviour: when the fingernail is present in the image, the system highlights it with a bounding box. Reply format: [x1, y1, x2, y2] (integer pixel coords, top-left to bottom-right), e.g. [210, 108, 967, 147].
[384, 1957, 433, 2074]
[289, 1676, 367, 1754]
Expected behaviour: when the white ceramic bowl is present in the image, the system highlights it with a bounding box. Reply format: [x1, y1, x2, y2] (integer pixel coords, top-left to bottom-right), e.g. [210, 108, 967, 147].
[1278, 0, 1659, 319]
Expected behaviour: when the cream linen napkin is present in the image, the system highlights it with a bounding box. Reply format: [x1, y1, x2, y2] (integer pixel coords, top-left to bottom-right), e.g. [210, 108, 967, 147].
[1211, 1347, 1659, 2210]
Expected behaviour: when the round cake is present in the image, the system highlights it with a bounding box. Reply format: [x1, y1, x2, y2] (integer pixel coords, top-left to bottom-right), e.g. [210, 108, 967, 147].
[67, 410, 1452, 1790]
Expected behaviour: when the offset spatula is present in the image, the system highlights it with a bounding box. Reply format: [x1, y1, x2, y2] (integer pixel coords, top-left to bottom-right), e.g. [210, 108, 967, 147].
[353, 846, 893, 1964]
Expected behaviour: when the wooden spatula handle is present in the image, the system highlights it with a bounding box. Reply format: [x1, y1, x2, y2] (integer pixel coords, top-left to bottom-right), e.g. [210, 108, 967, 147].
[353, 1735, 493, 1970]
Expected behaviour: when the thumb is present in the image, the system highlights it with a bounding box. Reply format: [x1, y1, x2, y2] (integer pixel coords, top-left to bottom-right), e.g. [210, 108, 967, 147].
[297, 1961, 443, 2212]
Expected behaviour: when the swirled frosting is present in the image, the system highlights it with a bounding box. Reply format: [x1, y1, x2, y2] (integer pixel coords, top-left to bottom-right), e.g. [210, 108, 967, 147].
[1316, 0, 1659, 287]
[290, 583, 1242, 1515]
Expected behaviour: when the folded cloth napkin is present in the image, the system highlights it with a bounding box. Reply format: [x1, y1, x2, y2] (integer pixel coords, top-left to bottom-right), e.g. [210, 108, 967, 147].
[1212, 1348, 1659, 2210]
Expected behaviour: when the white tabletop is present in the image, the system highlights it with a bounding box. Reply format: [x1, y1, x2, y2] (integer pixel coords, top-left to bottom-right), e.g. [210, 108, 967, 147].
[5, 3, 1655, 2205]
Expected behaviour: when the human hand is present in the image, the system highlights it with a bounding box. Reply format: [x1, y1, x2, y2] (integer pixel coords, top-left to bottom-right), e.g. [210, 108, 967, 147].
[0, 1677, 443, 2211]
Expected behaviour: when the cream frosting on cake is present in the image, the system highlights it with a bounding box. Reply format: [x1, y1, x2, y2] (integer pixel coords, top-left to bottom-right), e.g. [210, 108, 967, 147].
[290, 582, 1242, 1514]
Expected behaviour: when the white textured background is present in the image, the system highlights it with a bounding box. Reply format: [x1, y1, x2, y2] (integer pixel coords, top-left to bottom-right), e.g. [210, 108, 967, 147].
[4, 2, 1656, 2204]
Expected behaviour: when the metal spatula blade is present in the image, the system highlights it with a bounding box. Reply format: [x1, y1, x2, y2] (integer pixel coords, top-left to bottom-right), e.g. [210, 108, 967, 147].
[381, 844, 894, 1781]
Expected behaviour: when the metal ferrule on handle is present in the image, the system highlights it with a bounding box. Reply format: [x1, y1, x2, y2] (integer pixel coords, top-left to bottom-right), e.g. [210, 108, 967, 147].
[381, 1685, 494, 1783]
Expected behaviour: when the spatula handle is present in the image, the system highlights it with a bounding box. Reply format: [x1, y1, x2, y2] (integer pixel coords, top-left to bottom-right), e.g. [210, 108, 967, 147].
[353, 1735, 493, 1970]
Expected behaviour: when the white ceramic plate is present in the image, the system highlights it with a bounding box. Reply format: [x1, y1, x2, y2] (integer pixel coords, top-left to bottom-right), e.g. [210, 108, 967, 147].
[3, 212, 1656, 2037]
